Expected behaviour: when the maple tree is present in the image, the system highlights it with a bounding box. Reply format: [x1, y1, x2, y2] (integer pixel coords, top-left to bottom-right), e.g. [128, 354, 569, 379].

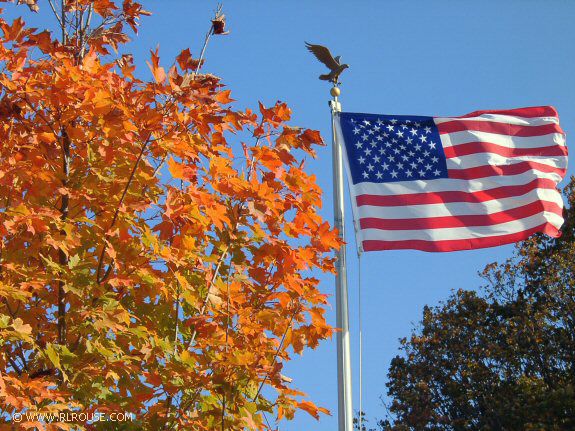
[0, 1, 339, 429]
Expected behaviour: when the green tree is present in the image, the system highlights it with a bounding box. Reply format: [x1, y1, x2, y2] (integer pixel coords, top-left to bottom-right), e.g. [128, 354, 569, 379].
[379, 177, 575, 430]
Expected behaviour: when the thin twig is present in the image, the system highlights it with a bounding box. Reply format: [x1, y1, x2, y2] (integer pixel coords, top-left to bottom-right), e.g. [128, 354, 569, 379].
[47, 0, 65, 30]
[96, 137, 152, 284]
[252, 307, 299, 402]
[188, 245, 230, 346]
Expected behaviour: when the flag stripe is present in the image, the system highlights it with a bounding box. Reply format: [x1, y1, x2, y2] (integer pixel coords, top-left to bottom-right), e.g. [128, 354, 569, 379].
[357, 187, 561, 219]
[359, 200, 563, 230]
[355, 177, 559, 207]
[352, 171, 562, 197]
[452, 106, 559, 119]
[362, 223, 560, 252]
[446, 153, 566, 170]
[443, 141, 567, 159]
[435, 114, 559, 126]
[447, 161, 566, 180]
[437, 120, 563, 137]
[440, 130, 565, 149]
[360, 211, 564, 242]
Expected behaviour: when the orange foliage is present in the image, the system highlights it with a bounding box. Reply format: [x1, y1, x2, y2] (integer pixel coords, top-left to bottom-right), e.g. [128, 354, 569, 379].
[0, 1, 338, 429]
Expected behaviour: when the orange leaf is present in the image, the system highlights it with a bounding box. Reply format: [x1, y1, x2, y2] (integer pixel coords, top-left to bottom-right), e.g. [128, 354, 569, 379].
[147, 48, 166, 83]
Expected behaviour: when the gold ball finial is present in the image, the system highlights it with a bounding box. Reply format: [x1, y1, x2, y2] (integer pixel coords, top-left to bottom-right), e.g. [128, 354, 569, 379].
[330, 86, 341, 98]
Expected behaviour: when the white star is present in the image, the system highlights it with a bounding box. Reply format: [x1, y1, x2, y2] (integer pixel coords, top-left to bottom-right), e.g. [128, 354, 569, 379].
[414, 143, 422, 151]
[385, 142, 392, 148]
[425, 164, 432, 171]
[363, 120, 371, 126]
[393, 148, 401, 155]
[376, 118, 384, 126]
[410, 162, 417, 169]
[417, 157, 424, 164]
[376, 136, 383, 141]
[353, 127, 361, 135]
[397, 162, 404, 170]
[391, 170, 398, 178]
[410, 128, 418, 136]
[375, 171, 383, 179]
[373, 155, 381, 163]
[419, 135, 428, 143]
[392, 138, 398, 143]
[367, 129, 374, 135]
[355, 141, 363, 149]
[367, 164, 375, 172]
[362, 134, 368, 141]
[362, 171, 369, 179]
[401, 155, 409, 162]
[431, 156, 439, 163]
[423, 150, 430, 157]
[364, 148, 372, 156]
[379, 148, 386, 155]
[433, 169, 441, 176]
[401, 124, 408, 130]
[406, 137, 413, 144]
[406, 170, 413, 177]
[414, 122, 421, 127]
[374, 125, 381, 132]
[429, 142, 436, 149]
[383, 132, 389, 138]
[358, 156, 366, 164]
[408, 151, 415, 157]
[399, 144, 407, 151]
[370, 141, 377, 147]
[390, 119, 398, 124]
[386, 124, 395, 132]
[388, 155, 396, 162]
[405, 120, 412, 124]
[418, 169, 425, 176]
[397, 130, 404, 138]
[382, 162, 389, 170]
[424, 126, 432, 134]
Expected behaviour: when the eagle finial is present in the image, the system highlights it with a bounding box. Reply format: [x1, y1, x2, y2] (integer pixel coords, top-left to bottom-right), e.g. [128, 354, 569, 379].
[305, 42, 349, 85]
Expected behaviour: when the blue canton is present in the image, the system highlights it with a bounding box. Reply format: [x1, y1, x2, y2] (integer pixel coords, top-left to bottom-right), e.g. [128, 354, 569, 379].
[339, 112, 449, 185]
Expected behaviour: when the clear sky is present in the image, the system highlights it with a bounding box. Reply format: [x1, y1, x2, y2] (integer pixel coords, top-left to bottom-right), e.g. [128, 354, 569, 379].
[5, 1, 575, 429]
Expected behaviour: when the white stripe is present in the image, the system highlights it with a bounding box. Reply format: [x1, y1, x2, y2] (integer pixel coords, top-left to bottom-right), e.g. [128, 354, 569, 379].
[439, 130, 566, 149]
[446, 153, 567, 171]
[434, 114, 559, 126]
[352, 170, 563, 197]
[358, 188, 563, 219]
[359, 212, 564, 242]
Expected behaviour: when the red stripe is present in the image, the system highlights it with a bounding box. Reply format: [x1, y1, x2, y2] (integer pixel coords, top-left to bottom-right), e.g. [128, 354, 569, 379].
[362, 223, 561, 252]
[452, 106, 559, 119]
[443, 141, 568, 159]
[448, 161, 566, 180]
[437, 120, 563, 137]
[360, 200, 562, 231]
[356, 178, 559, 207]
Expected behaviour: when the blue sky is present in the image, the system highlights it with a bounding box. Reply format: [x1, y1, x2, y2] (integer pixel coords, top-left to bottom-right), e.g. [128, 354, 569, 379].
[5, 0, 575, 429]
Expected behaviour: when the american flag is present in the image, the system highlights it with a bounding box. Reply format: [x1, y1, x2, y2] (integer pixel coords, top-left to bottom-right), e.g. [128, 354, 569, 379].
[336, 106, 568, 252]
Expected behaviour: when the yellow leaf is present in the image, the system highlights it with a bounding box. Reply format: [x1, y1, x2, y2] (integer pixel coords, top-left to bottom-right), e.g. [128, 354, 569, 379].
[12, 318, 32, 335]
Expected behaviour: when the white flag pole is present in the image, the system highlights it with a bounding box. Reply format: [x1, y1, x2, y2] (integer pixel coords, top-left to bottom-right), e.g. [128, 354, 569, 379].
[329, 85, 354, 431]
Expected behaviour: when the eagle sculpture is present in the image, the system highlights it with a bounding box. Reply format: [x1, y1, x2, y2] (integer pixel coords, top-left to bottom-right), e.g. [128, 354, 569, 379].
[305, 42, 349, 84]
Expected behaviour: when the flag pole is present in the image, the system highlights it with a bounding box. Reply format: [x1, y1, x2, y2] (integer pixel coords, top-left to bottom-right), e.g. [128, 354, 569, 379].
[329, 85, 353, 431]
